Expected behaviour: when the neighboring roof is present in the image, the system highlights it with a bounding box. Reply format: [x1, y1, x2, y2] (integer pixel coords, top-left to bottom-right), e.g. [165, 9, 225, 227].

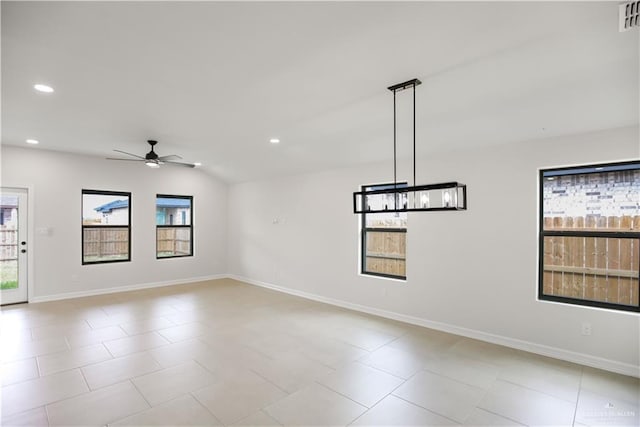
[0, 196, 18, 208]
[94, 199, 128, 213]
[157, 198, 191, 209]
[94, 198, 189, 213]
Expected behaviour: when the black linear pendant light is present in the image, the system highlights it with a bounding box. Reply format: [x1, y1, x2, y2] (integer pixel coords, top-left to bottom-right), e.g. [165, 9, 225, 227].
[352, 78, 467, 214]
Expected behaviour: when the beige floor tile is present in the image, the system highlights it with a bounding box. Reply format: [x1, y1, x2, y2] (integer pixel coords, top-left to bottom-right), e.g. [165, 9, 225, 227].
[478, 379, 575, 426]
[163, 310, 213, 325]
[317, 361, 404, 408]
[350, 394, 456, 426]
[298, 336, 370, 369]
[388, 329, 460, 358]
[156, 322, 210, 342]
[0, 406, 48, 426]
[119, 316, 175, 336]
[38, 343, 112, 376]
[2, 280, 639, 427]
[447, 338, 517, 366]
[30, 320, 91, 341]
[66, 326, 127, 348]
[0, 325, 32, 344]
[82, 352, 160, 390]
[264, 383, 366, 426]
[575, 389, 640, 426]
[110, 393, 222, 426]
[194, 343, 274, 381]
[86, 312, 139, 329]
[463, 408, 524, 425]
[47, 381, 149, 426]
[581, 366, 640, 405]
[250, 352, 334, 393]
[1, 358, 39, 386]
[359, 345, 425, 379]
[1, 369, 88, 417]
[103, 331, 169, 357]
[193, 369, 286, 425]
[233, 410, 282, 426]
[325, 324, 398, 351]
[423, 353, 500, 390]
[147, 338, 214, 368]
[132, 360, 218, 405]
[498, 356, 581, 402]
[2, 337, 68, 363]
[393, 370, 485, 423]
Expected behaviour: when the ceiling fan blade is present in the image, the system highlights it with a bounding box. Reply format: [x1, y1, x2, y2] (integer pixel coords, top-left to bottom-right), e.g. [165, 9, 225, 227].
[157, 154, 182, 161]
[113, 149, 146, 160]
[106, 157, 145, 162]
[164, 160, 196, 168]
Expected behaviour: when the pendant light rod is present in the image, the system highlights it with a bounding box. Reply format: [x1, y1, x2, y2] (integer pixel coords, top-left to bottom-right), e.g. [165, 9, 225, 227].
[413, 83, 416, 187]
[387, 78, 421, 190]
[393, 89, 397, 191]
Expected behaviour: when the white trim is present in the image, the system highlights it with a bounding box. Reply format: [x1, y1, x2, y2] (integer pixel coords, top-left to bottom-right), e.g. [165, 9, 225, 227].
[30, 274, 227, 303]
[229, 274, 640, 378]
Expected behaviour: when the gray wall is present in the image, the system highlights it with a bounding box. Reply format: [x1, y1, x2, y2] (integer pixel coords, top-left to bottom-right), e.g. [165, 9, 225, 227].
[1, 146, 228, 299]
[227, 126, 640, 374]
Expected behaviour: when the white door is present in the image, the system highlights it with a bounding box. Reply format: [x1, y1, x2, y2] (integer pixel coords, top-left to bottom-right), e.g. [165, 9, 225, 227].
[1, 188, 28, 305]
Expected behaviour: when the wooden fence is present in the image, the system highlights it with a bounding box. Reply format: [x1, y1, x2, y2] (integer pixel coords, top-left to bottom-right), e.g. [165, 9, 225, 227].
[157, 227, 191, 256]
[0, 229, 17, 261]
[543, 215, 639, 306]
[365, 230, 406, 276]
[83, 228, 129, 259]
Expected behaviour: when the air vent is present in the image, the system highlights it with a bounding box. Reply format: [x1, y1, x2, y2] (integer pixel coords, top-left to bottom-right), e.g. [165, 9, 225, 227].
[620, 1, 640, 32]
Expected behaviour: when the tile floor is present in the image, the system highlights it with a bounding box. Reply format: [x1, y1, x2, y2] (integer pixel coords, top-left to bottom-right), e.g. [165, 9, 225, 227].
[1, 278, 638, 426]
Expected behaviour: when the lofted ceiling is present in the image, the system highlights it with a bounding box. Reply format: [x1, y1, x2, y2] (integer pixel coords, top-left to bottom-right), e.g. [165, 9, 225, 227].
[2, 1, 638, 183]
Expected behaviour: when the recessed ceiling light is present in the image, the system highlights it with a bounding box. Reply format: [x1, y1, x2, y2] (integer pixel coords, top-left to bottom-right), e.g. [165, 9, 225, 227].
[269, 138, 280, 144]
[34, 84, 54, 93]
[194, 162, 202, 167]
[25, 139, 39, 144]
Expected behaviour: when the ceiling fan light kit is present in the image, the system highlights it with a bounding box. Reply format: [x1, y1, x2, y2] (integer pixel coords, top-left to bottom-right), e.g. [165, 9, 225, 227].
[107, 140, 196, 168]
[352, 78, 467, 214]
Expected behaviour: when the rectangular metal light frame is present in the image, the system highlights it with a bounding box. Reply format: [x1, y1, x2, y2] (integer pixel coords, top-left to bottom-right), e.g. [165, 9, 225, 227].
[353, 182, 467, 213]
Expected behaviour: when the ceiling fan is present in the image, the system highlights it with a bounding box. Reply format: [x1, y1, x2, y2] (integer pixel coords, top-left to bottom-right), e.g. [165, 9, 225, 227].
[107, 140, 196, 168]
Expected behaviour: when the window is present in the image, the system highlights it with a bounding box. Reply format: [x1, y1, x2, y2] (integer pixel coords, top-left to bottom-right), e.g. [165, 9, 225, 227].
[156, 195, 193, 258]
[361, 183, 407, 280]
[539, 161, 640, 312]
[82, 190, 131, 265]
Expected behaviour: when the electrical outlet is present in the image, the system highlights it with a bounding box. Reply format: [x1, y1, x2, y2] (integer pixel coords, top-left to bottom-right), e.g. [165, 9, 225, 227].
[581, 322, 592, 336]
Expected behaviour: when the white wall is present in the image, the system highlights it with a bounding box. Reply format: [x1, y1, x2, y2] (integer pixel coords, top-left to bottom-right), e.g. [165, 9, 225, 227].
[228, 126, 640, 375]
[1, 146, 227, 300]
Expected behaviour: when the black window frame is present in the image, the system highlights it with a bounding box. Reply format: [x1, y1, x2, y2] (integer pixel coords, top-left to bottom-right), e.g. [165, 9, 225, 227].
[156, 194, 193, 259]
[361, 183, 407, 281]
[81, 189, 131, 265]
[538, 160, 640, 313]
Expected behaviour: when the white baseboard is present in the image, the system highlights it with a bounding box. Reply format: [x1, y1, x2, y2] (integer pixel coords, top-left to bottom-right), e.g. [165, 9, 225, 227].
[30, 274, 228, 303]
[228, 274, 640, 378]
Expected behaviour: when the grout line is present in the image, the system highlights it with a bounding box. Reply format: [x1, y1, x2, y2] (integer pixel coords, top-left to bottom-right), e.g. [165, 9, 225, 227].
[248, 368, 290, 395]
[472, 407, 526, 426]
[128, 378, 153, 409]
[388, 393, 461, 424]
[572, 367, 585, 426]
[189, 391, 227, 426]
[496, 377, 579, 405]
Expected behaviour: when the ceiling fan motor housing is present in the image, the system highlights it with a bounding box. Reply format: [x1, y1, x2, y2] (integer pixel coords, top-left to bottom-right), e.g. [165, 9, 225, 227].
[146, 140, 159, 160]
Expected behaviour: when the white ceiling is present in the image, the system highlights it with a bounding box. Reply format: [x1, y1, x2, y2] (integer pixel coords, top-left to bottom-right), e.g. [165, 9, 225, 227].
[2, 1, 638, 183]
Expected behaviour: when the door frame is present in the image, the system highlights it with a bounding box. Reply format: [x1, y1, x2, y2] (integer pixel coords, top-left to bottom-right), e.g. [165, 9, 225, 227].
[1, 185, 35, 304]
